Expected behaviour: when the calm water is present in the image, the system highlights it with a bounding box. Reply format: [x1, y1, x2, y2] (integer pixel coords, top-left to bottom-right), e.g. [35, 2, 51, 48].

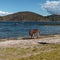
[0, 22, 60, 38]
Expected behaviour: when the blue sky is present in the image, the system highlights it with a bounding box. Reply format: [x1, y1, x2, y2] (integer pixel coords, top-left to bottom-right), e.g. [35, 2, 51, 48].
[0, 0, 60, 16]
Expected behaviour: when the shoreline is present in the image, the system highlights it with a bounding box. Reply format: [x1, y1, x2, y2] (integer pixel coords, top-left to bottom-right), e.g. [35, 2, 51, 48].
[0, 34, 60, 48]
[0, 34, 59, 40]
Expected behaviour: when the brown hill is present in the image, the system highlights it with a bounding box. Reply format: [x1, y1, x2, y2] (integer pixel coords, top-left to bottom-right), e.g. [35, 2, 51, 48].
[46, 15, 60, 22]
[0, 11, 47, 22]
[0, 11, 60, 22]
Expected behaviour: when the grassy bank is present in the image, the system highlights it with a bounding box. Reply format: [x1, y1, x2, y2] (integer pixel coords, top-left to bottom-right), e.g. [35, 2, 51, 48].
[0, 43, 60, 60]
[20, 48, 60, 60]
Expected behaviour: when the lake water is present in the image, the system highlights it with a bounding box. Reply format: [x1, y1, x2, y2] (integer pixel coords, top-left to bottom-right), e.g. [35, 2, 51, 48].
[0, 22, 60, 38]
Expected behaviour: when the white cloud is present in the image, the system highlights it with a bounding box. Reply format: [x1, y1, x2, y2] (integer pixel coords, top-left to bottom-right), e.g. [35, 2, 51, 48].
[0, 11, 12, 16]
[42, 0, 60, 15]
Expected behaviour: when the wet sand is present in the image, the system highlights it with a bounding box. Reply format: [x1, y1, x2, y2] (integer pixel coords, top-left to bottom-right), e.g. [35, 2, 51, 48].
[0, 34, 60, 48]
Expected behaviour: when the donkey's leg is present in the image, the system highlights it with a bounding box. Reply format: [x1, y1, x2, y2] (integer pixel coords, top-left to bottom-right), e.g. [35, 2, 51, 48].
[37, 32, 40, 38]
[31, 35, 33, 38]
[33, 34, 35, 38]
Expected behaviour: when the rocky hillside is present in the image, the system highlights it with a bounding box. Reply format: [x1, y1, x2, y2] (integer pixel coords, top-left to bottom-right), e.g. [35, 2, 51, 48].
[46, 15, 60, 22]
[0, 11, 60, 22]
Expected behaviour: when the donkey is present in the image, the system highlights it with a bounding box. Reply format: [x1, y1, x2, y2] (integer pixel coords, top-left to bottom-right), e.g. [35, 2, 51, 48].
[29, 29, 40, 38]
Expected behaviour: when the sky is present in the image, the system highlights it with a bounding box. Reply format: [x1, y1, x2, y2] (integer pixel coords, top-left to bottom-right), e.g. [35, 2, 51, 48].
[0, 0, 60, 16]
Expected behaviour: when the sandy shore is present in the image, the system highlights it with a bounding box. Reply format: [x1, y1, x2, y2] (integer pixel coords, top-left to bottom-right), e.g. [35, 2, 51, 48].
[0, 34, 60, 48]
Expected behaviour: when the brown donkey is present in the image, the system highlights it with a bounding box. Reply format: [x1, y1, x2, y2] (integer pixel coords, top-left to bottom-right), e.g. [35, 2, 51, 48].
[29, 29, 40, 38]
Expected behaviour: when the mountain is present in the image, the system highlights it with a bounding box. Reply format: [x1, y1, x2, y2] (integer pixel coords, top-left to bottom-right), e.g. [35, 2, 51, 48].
[0, 11, 60, 22]
[0, 11, 46, 22]
[46, 15, 60, 22]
